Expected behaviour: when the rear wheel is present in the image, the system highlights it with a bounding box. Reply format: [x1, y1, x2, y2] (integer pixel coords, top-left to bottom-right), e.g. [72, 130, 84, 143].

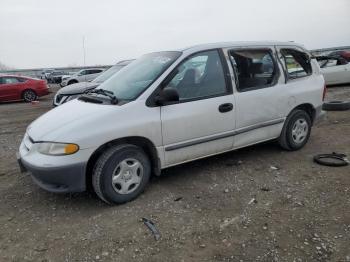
[92, 144, 151, 204]
[22, 89, 37, 102]
[278, 109, 311, 151]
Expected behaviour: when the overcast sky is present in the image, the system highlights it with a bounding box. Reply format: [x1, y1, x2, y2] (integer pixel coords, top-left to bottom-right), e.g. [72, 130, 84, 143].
[0, 0, 349, 69]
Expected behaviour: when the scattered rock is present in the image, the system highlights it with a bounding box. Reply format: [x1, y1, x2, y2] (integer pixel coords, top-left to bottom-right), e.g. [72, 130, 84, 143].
[248, 198, 258, 205]
[34, 246, 48, 252]
[220, 217, 239, 230]
[260, 187, 270, 192]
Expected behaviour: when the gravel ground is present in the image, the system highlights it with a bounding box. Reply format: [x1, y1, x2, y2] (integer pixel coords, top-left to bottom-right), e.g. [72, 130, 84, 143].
[0, 85, 349, 262]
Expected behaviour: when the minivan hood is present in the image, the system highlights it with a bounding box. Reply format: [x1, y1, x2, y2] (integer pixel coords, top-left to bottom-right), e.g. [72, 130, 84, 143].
[58, 82, 99, 95]
[27, 99, 116, 142]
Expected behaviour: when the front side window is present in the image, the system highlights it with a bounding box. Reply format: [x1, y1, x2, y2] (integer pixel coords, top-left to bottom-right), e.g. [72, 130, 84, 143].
[280, 49, 312, 79]
[165, 50, 227, 100]
[98, 51, 181, 100]
[78, 70, 86, 76]
[229, 49, 277, 91]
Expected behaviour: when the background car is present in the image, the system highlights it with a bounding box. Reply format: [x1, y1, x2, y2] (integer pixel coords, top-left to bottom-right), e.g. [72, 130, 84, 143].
[60, 68, 104, 87]
[40, 69, 55, 80]
[54, 60, 133, 106]
[47, 70, 66, 84]
[317, 56, 350, 85]
[0, 75, 49, 102]
[328, 50, 350, 62]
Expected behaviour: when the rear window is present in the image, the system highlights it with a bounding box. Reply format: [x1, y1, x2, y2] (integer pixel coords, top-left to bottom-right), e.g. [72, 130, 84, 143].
[1, 77, 20, 84]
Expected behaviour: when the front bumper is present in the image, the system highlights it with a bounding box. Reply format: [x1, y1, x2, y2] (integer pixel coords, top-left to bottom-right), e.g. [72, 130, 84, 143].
[19, 157, 86, 193]
[18, 134, 94, 193]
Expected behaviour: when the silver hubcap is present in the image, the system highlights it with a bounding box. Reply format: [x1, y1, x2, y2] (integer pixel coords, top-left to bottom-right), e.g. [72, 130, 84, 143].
[24, 91, 35, 101]
[111, 158, 143, 195]
[292, 118, 308, 144]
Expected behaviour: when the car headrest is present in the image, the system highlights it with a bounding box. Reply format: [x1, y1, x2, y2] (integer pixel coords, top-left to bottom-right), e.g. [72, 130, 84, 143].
[249, 62, 263, 74]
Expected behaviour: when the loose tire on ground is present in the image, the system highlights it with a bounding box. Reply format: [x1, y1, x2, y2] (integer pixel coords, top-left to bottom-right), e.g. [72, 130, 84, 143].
[278, 109, 312, 151]
[92, 144, 151, 204]
[313, 153, 349, 167]
[22, 89, 37, 102]
[322, 100, 350, 111]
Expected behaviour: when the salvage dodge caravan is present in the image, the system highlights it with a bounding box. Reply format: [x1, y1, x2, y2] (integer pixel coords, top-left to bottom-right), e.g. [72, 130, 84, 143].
[18, 42, 326, 204]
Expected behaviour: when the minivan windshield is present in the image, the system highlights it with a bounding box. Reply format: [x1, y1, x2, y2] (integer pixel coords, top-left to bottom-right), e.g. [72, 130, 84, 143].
[93, 65, 124, 83]
[96, 51, 181, 100]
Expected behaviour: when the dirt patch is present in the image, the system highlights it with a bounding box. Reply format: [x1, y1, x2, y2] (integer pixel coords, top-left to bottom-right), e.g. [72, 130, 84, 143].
[0, 85, 349, 261]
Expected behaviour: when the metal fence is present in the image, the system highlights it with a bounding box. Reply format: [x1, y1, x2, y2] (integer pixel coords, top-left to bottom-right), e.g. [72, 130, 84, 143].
[0, 65, 112, 79]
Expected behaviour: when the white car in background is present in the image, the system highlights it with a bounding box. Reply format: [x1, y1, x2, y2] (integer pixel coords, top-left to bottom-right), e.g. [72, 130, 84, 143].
[317, 56, 350, 85]
[60, 68, 104, 87]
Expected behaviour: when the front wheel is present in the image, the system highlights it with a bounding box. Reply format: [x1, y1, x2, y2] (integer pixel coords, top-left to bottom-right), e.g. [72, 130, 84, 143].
[278, 109, 312, 151]
[92, 144, 151, 204]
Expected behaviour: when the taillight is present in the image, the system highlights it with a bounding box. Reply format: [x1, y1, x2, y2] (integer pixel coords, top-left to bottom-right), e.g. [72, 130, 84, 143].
[322, 84, 327, 101]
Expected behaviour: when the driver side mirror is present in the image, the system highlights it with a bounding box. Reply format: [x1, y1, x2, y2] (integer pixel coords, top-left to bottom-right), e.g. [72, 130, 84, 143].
[155, 87, 179, 105]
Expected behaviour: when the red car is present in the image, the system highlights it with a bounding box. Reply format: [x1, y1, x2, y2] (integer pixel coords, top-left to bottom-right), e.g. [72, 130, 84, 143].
[0, 75, 49, 102]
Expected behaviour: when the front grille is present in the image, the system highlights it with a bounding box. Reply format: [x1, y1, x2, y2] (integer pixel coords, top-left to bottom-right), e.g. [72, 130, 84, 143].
[55, 94, 63, 104]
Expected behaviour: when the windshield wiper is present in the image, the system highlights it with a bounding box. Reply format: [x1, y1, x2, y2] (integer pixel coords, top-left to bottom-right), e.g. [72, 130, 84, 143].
[85, 89, 118, 105]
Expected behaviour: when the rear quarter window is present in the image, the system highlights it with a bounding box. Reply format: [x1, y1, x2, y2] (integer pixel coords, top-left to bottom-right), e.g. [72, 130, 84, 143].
[280, 49, 312, 79]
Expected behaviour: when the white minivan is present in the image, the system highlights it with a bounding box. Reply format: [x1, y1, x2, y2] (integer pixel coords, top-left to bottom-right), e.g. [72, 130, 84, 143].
[18, 42, 326, 204]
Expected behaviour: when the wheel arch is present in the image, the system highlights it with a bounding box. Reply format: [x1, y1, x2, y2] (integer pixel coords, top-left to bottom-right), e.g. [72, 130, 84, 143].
[85, 136, 160, 190]
[68, 79, 78, 85]
[290, 103, 316, 124]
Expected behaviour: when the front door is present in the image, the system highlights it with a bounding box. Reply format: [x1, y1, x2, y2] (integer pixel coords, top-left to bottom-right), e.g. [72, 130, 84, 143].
[160, 49, 236, 167]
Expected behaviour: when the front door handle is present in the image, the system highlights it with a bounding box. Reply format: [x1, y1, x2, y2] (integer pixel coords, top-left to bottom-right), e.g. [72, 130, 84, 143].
[218, 103, 233, 113]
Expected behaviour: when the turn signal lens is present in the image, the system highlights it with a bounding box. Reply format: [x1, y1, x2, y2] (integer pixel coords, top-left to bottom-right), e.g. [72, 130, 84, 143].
[64, 144, 79, 154]
[37, 142, 79, 155]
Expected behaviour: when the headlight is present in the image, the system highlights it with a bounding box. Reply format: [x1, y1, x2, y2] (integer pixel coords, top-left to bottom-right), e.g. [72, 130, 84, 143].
[37, 142, 79, 155]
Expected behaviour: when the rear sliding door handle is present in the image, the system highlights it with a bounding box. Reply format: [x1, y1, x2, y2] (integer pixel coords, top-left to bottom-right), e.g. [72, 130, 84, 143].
[218, 103, 233, 113]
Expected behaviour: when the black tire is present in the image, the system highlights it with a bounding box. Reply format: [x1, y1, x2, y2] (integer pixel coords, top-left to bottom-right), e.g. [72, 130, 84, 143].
[322, 100, 350, 111]
[278, 109, 312, 151]
[22, 89, 37, 102]
[313, 153, 349, 167]
[67, 80, 78, 85]
[92, 144, 151, 204]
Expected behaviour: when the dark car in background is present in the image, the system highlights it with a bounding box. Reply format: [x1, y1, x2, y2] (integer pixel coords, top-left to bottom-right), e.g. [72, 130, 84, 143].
[328, 50, 350, 62]
[47, 71, 66, 84]
[40, 69, 55, 80]
[0, 75, 49, 102]
[53, 60, 133, 106]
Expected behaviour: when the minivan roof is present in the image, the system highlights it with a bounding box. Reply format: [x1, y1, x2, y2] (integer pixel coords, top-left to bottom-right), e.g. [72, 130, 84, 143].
[179, 41, 307, 53]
